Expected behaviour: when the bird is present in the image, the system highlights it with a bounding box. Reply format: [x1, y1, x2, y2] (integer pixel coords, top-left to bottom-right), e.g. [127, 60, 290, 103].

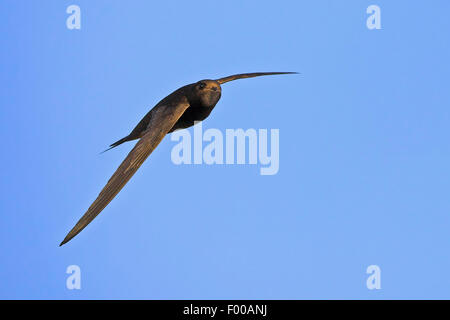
[60, 72, 297, 246]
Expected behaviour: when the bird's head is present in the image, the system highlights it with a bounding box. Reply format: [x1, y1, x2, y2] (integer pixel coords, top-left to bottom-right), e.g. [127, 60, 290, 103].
[189, 79, 222, 107]
[186, 72, 298, 108]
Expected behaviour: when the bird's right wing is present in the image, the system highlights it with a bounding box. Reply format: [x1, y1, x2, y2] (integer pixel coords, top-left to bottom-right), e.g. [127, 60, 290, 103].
[60, 98, 190, 246]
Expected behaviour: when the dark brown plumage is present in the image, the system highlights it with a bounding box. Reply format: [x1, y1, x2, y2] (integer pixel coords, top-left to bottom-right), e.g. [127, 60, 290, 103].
[60, 72, 297, 246]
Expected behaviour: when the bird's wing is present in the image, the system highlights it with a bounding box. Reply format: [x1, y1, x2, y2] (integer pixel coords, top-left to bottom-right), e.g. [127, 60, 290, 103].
[216, 72, 297, 84]
[60, 99, 190, 246]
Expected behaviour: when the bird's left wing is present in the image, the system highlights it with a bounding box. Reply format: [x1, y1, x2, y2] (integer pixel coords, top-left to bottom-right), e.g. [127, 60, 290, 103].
[60, 98, 190, 246]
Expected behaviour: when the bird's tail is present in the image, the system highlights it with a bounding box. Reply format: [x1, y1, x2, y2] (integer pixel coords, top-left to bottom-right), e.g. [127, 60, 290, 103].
[100, 136, 131, 154]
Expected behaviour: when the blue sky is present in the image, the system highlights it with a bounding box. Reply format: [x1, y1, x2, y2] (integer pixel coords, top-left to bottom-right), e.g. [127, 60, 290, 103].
[1, 1, 449, 299]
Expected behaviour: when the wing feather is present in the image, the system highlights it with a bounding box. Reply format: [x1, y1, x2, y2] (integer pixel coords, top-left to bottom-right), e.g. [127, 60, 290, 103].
[60, 99, 190, 246]
[216, 72, 297, 84]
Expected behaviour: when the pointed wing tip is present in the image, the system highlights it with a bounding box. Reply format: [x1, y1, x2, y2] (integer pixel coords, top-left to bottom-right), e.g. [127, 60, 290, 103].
[270, 71, 299, 75]
[60, 232, 75, 246]
[59, 235, 71, 246]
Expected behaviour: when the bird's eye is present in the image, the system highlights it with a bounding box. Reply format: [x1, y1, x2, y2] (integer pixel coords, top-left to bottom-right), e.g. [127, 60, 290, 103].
[198, 82, 206, 89]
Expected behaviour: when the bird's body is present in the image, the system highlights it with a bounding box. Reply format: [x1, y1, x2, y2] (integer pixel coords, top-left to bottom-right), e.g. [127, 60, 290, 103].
[107, 81, 221, 150]
[60, 72, 296, 246]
